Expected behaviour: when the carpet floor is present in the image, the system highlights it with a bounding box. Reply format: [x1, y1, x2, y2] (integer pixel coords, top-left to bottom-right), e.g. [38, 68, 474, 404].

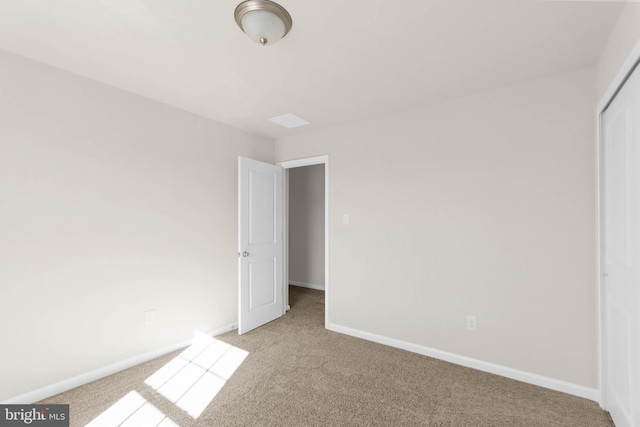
[40, 286, 614, 426]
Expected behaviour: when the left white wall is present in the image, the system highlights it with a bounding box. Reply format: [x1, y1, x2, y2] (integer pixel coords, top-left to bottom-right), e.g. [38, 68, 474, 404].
[0, 50, 274, 402]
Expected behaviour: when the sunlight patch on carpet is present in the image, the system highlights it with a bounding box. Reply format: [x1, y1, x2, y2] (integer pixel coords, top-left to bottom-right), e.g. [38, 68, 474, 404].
[85, 391, 178, 427]
[144, 331, 249, 419]
[84, 332, 248, 426]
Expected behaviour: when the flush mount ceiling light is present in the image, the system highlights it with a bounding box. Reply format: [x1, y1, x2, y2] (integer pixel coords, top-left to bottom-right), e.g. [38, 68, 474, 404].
[234, 0, 292, 46]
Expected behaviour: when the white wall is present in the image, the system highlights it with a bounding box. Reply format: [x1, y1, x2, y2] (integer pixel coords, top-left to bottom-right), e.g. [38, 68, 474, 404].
[288, 165, 325, 289]
[0, 50, 273, 401]
[275, 68, 597, 388]
[9, 6, 640, 398]
[596, 2, 640, 100]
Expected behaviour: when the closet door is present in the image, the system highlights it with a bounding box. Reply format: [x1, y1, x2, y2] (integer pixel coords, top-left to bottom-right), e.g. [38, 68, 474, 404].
[601, 64, 640, 427]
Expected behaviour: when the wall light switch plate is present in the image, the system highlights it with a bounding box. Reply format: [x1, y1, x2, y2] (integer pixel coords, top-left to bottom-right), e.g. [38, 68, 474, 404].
[342, 214, 350, 225]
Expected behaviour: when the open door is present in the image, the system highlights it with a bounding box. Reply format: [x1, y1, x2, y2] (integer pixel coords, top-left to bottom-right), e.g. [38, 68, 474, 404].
[238, 157, 284, 335]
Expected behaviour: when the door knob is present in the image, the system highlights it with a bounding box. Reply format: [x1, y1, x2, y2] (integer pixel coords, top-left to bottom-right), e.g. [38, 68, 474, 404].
[242, 251, 250, 257]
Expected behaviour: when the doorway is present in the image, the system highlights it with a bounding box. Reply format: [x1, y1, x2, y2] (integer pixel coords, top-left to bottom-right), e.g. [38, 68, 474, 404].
[278, 156, 329, 326]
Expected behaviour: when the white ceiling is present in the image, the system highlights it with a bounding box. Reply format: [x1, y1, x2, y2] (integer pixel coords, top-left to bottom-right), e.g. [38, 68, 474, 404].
[0, 0, 626, 139]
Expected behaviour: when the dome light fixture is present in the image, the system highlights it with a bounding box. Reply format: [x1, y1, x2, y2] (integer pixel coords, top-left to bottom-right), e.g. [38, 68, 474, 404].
[234, 0, 292, 46]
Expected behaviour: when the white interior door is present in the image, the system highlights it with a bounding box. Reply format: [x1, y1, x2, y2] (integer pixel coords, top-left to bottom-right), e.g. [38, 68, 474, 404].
[238, 157, 284, 335]
[602, 64, 640, 427]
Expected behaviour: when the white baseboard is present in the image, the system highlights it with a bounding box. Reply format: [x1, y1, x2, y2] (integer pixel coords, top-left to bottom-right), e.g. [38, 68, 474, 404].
[289, 280, 324, 291]
[326, 322, 599, 402]
[2, 323, 237, 404]
[6, 321, 599, 405]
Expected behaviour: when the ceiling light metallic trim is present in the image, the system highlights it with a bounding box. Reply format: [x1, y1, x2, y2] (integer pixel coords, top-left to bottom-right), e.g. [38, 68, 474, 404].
[234, 0, 292, 46]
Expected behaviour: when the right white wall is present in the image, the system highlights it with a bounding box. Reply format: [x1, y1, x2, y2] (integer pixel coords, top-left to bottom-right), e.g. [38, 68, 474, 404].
[275, 68, 597, 389]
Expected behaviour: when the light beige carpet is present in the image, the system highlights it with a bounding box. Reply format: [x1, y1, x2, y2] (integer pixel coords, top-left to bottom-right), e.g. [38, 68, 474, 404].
[41, 286, 614, 426]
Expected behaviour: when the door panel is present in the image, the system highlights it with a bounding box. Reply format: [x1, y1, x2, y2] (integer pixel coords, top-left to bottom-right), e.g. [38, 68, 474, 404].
[249, 169, 276, 245]
[608, 298, 631, 418]
[605, 107, 631, 268]
[249, 259, 276, 310]
[238, 157, 284, 335]
[602, 64, 640, 427]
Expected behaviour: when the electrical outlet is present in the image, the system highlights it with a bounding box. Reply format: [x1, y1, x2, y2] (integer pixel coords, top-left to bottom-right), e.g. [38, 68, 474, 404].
[145, 310, 155, 326]
[466, 315, 477, 331]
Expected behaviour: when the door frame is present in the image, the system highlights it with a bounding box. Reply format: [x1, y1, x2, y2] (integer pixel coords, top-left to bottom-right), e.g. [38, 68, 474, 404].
[277, 155, 330, 326]
[596, 38, 640, 409]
